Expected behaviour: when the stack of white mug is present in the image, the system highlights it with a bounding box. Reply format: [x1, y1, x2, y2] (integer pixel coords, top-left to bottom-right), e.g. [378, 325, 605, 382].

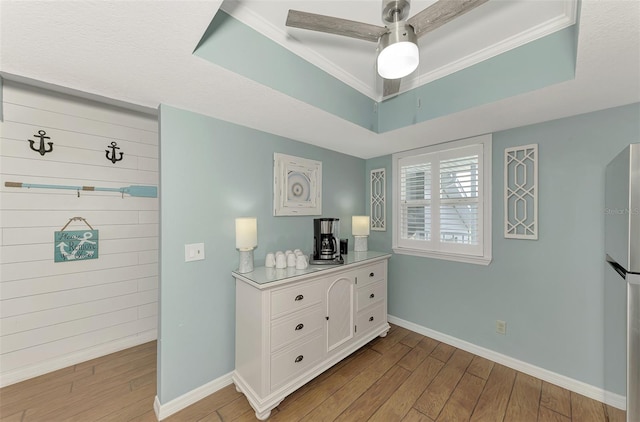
[265, 249, 308, 270]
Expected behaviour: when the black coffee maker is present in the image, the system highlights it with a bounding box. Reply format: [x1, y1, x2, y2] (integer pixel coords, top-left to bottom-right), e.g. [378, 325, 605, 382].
[310, 218, 344, 265]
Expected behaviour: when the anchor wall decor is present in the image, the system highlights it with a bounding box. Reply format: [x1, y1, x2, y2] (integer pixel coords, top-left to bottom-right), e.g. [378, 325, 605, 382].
[28, 130, 54, 156]
[105, 141, 124, 164]
[54, 217, 99, 262]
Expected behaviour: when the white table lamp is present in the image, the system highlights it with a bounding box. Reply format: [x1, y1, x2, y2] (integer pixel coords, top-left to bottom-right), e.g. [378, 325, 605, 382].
[352, 216, 370, 252]
[236, 217, 257, 273]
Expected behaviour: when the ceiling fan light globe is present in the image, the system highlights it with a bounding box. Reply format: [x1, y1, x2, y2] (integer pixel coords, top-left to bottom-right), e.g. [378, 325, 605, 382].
[377, 41, 419, 79]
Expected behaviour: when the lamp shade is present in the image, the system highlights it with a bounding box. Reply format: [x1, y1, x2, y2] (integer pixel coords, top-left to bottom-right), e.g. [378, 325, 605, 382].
[352, 216, 370, 236]
[235, 218, 257, 250]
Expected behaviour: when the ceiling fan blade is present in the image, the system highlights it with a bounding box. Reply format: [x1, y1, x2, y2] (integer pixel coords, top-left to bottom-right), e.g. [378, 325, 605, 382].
[286, 10, 387, 43]
[383, 78, 401, 97]
[407, 0, 489, 38]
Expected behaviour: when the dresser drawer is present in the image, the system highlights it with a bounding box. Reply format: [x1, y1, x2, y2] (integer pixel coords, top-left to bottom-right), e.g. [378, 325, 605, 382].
[356, 302, 386, 336]
[271, 333, 324, 390]
[356, 281, 385, 312]
[271, 305, 324, 352]
[354, 261, 385, 287]
[271, 281, 323, 319]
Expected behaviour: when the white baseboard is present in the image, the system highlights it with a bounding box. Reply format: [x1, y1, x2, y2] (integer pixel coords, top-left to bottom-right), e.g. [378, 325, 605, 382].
[154, 372, 234, 421]
[0, 331, 157, 388]
[388, 315, 627, 411]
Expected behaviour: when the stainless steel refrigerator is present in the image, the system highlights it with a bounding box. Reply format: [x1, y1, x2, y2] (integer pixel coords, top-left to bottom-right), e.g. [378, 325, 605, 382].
[605, 143, 640, 422]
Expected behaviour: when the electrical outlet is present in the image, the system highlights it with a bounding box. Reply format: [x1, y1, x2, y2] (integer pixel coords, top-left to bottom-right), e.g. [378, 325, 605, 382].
[185, 243, 205, 262]
[496, 320, 507, 335]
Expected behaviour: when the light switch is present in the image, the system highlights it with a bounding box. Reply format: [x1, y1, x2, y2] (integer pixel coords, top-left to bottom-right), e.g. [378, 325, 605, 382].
[185, 243, 205, 262]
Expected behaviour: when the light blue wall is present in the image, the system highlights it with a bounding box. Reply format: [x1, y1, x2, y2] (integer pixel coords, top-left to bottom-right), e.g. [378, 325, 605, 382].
[158, 97, 638, 403]
[366, 102, 640, 394]
[194, 11, 578, 135]
[158, 104, 365, 403]
[194, 11, 377, 132]
[377, 26, 578, 133]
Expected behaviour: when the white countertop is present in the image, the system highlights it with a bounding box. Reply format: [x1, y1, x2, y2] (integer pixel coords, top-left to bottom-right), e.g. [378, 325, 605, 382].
[232, 251, 391, 288]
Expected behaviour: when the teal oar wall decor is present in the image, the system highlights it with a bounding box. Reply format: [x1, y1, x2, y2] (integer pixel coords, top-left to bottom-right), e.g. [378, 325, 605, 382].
[4, 181, 157, 198]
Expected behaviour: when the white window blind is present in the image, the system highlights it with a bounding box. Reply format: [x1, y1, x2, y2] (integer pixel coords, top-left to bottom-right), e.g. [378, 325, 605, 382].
[400, 161, 431, 242]
[439, 152, 480, 247]
[393, 135, 492, 264]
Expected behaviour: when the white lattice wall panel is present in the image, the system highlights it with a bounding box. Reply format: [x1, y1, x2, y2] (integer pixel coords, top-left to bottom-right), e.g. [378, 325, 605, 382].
[370, 168, 386, 231]
[504, 144, 538, 239]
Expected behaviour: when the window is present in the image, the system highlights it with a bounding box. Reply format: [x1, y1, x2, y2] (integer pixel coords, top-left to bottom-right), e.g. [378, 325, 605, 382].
[392, 134, 492, 265]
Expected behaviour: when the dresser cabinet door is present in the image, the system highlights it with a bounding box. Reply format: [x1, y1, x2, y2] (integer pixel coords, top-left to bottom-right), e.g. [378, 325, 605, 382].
[356, 302, 386, 337]
[356, 281, 385, 312]
[271, 282, 323, 319]
[270, 333, 324, 391]
[326, 275, 354, 352]
[355, 261, 385, 287]
[270, 305, 324, 352]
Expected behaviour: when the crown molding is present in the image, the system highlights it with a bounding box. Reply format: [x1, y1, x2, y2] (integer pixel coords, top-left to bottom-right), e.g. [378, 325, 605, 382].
[402, 4, 578, 92]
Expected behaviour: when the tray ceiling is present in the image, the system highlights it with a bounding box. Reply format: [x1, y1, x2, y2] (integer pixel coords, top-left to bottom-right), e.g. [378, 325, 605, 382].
[222, 0, 577, 100]
[0, 0, 638, 158]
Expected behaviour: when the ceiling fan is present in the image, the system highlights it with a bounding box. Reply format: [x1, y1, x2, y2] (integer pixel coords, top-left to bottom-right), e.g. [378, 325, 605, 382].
[286, 0, 488, 97]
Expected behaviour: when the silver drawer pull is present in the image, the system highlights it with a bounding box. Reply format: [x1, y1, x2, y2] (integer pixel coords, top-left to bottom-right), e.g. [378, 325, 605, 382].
[295, 355, 304, 363]
[295, 323, 304, 331]
[369, 293, 375, 299]
[369, 272, 375, 277]
[294, 294, 304, 301]
[369, 316, 374, 322]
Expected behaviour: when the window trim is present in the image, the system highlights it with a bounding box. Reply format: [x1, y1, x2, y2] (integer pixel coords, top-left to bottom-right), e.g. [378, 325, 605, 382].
[392, 134, 492, 265]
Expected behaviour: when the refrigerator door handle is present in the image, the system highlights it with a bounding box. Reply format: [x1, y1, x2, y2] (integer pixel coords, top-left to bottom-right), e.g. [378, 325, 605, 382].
[607, 254, 628, 279]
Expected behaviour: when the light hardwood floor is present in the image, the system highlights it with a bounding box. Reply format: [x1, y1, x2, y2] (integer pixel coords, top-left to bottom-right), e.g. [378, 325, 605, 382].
[0, 324, 626, 421]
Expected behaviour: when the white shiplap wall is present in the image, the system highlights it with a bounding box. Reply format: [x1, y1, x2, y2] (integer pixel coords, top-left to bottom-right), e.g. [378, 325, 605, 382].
[0, 81, 159, 387]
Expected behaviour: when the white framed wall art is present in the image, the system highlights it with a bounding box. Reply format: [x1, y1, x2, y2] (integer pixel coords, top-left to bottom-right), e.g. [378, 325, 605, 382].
[504, 143, 538, 239]
[273, 153, 322, 216]
[370, 168, 386, 231]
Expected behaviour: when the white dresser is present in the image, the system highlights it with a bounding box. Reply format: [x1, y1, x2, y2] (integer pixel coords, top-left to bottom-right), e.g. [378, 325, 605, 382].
[232, 251, 391, 420]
